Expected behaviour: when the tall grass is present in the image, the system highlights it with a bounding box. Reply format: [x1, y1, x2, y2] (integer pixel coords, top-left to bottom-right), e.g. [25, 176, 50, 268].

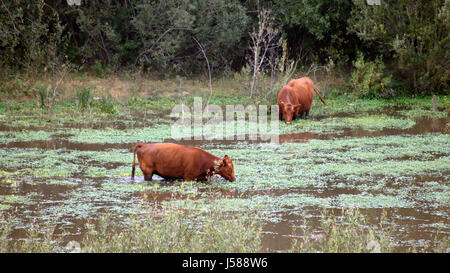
[81, 201, 262, 253]
[0, 200, 263, 253]
[37, 85, 49, 110]
[0, 214, 62, 253]
[91, 95, 117, 114]
[290, 206, 394, 253]
[76, 86, 92, 112]
[1, 204, 448, 253]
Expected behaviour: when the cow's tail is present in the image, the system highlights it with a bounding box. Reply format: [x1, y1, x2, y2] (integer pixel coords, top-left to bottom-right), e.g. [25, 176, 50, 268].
[131, 143, 144, 179]
[313, 86, 327, 105]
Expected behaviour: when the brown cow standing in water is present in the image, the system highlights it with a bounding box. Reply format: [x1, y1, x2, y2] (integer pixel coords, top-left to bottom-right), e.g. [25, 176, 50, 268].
[131, 143, 236, 182]
[278, 77, 326, 123]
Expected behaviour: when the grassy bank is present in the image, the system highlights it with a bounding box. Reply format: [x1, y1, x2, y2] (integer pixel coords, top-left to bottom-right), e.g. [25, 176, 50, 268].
[0, 72, 448, 129]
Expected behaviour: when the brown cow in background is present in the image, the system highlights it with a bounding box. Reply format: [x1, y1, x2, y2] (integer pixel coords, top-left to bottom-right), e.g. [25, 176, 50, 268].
[131, 143, 236, 182]
[278, 77, 326, 123]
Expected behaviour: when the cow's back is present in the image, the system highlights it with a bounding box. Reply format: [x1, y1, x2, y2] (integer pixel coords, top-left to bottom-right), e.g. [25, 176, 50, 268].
[139, 143, 219, 180]
[278, 86, 293, 104]
[287, 78, 314, 114]
[278, 85, 301, 105]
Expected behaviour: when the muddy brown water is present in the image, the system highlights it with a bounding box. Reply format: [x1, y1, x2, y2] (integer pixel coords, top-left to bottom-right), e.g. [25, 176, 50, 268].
[0, 116, 446, 150]
[0, 113, 449, 252]
[0, 139, 132, 151]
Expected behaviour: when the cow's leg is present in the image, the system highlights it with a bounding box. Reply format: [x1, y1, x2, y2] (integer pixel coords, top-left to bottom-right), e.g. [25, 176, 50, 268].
[143, 168, 154, 181]
[196, 174, 208, 182]
[183, 175, 197, 182]
[305, 110, 310, 119]
[144, 172, 153, 181]
[139, 160, 155, 181]
[294, 109, 300, 120]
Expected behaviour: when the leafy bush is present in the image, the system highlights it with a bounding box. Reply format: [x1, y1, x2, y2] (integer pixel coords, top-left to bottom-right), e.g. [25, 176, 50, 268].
[91, 60, 110, 78]
[350, 53, 393, 98]
[349, 0, 450, 94]
[132, 0, 250, 72]
[0, 0, 66, 71]
[273, 0, 358, 65]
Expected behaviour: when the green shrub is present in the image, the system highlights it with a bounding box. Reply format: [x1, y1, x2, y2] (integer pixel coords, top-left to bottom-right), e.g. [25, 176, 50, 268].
[37, 85, 49, 110]
[350, 53, 393, 98]
[76, 87, 92, 112]
[92, 95, 117, 114]
[349, 0, 450, 94]
[91, 60, 110, 78]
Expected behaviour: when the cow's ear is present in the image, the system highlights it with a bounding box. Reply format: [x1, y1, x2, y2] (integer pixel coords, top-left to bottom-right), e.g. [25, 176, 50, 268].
[294, 104, 301, 111]
[223, 155, 229, 165]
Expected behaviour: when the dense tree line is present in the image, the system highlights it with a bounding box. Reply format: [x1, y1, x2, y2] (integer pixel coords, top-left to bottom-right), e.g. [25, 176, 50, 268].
[0, 0, 448, 94]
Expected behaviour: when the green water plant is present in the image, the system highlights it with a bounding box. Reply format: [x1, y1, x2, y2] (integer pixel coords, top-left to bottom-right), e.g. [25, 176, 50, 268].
[0, 130, 52, 144]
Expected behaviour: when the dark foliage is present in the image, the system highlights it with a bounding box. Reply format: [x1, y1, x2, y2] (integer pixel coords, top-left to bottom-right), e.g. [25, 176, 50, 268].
[0, 0, 448, 94]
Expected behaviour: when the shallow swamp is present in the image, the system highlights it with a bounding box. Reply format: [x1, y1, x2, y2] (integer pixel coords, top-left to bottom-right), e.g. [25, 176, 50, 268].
[0, 92, 449, 252]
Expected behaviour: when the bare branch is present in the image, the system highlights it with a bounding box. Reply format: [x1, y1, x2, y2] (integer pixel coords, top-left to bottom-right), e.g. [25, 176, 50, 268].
[248, 8, 280, 98]
[192, 36, 213, 106]
[136, 27, 174, 64]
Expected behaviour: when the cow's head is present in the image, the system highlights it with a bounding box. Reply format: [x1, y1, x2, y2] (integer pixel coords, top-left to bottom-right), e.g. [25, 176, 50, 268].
[217, 155, 236, 182]
[280, 102, 301, 124]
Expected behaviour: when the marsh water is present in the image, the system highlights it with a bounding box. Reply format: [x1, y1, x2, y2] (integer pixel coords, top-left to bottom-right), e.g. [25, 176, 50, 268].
[0, 107, 448, 252]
